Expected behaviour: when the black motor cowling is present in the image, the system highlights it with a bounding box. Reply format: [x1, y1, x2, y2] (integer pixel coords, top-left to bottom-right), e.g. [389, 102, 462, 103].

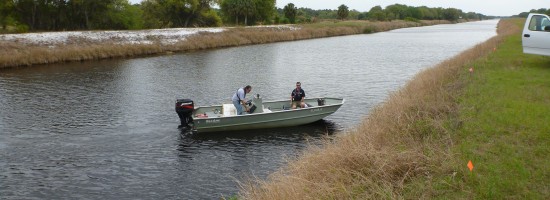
[175, 99, 194, 127]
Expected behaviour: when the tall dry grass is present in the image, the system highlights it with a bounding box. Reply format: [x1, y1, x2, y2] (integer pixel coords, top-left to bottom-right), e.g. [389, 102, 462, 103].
[237, 19, 520, 199]
[0, 20, 453, 69]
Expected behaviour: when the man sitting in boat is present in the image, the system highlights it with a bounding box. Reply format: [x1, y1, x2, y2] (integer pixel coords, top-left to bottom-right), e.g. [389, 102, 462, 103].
[232, 85, 252, 115]
[291, 82, 306, 109]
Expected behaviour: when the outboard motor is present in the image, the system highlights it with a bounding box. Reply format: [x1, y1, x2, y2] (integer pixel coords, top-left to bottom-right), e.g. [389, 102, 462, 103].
[175, 99, 194, 127]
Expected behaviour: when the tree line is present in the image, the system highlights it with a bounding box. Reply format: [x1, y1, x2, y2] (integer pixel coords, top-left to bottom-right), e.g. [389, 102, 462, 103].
[283, 3, 487, 24]
[516, 8, 550, 18]
[0, 0, 144, 31]
[1, 0, 492, 33]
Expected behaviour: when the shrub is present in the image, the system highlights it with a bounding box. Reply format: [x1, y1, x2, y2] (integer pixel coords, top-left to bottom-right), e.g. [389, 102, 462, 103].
[16, 24, 29, 33]
[362, 25, 376, 33]
[198, 10, 222, 27]
[274, 15, 280, 24]
[404, 17, 420, 23]
[281, 18, 290, 24]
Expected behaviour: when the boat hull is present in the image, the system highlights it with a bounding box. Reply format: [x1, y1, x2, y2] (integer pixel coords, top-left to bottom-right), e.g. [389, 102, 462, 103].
[189, 97, 344, 133]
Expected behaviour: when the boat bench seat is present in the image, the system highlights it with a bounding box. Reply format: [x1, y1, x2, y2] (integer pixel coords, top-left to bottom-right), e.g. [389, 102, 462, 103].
[222, 104, 237, 116]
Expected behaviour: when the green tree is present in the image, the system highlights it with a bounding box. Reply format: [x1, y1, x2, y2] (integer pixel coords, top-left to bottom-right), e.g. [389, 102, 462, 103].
[443, 8, 461, 21]
[105, 0, 143, 29]
[283, 3, 297, 23]
[418, 6, 434, 20]
[465, 12, 477, 20]
[252, 0, 275, 24]
[195, 0, 222, 26]
[337, 4, 348, 20]
[535, 8, 548, 14]
[433, 7, 445, 20]
[143, 0, 220, 28]
[13, 0, 38, 30]
[0, 0, 16, 30]
[141, 0, 166, 28]
[385, 4, 408, 20]
[220, 0, 255, 25]
[65, 0, 116, 30]
[4, 0, 144, 31]
[12, 0, 66, 30]
[357, 12, 368, 20]
[165, 0, 200, 27]
[348, 9, 360, 20]
[317, 9, 337, 19]
[195, 9, 221, 26]
[407, 6, 422, 20]
[368, 5, 385, 21]
[518, 12, 529, 18]
[220, 0, 238, 24]
[240, 0, 255, 25]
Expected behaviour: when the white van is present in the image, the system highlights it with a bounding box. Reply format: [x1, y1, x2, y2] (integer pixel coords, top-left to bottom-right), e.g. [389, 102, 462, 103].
[522, 13, 550, 56]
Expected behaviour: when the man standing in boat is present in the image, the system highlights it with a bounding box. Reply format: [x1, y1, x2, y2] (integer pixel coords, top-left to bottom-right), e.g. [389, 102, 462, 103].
[232, 85, 252, 115]
[291, 82, 306, 109]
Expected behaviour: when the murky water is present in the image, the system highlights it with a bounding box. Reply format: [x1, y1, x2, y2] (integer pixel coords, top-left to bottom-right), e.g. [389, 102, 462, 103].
[0, 20, 498, 199]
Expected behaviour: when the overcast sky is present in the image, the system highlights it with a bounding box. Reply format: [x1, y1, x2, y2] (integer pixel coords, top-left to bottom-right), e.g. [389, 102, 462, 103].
[129, 0, 548, 16]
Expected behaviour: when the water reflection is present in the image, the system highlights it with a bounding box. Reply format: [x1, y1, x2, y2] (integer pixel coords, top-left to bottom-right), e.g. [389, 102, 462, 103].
[177, 120, 338, 163]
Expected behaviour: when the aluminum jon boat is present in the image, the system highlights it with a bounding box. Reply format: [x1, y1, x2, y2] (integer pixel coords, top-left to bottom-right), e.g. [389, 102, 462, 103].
[175, 95, 344, 133]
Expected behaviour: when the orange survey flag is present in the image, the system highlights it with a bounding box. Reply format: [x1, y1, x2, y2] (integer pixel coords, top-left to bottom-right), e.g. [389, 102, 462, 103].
[467, 160, 474, 171]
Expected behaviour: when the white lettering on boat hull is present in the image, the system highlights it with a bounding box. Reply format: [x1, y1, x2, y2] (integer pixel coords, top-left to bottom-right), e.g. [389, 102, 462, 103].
[206, 119, 221, 124]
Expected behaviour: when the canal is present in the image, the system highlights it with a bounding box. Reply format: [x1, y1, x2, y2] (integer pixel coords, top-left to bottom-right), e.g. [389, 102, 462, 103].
[0, 20, 498, 199]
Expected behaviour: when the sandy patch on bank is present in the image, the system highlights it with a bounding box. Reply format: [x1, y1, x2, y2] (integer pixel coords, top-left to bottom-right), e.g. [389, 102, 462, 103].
[0, 28, 225, 46]
[0, 25, 298, 47]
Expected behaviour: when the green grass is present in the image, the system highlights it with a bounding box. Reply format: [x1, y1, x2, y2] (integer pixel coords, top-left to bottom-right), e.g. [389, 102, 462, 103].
[434, 21, 550, 199]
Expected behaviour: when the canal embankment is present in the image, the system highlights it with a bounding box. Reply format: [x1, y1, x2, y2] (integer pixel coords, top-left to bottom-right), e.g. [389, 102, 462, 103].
[0, 20, 454, 69]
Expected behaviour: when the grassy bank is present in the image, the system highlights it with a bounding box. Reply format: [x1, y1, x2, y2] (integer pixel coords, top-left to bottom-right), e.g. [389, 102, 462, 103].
[0, 20, 450, 69]
[424, 19, 550, 199]
[237, 18, 549, 199]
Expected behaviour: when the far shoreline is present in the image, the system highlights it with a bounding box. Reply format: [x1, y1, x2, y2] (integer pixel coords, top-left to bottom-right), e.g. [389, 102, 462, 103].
[0, 20, 467, 69]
